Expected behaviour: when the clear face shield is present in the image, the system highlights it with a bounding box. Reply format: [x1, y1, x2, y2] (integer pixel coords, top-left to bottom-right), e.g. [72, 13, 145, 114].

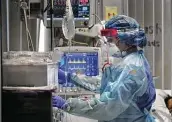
[100, 29, 127, 58]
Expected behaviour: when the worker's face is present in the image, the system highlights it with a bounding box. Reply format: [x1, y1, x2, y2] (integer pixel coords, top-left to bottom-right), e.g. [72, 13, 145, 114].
[167, 98, 172, 113]
[107, 37, 129, 51]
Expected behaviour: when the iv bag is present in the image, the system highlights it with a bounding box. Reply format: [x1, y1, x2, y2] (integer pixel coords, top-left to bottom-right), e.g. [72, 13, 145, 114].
[62, 0, 75, 40]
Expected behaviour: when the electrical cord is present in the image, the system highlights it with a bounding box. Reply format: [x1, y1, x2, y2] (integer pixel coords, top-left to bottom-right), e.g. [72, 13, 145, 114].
[88, 14, 105, 30]
[43, 0, 50, 13]
[27, 27, 34, 51]
[23, 9, 30, 51]
[92, 14, 103, 26]
[23, 9, 34, 51]
[21, 2, 34, 51]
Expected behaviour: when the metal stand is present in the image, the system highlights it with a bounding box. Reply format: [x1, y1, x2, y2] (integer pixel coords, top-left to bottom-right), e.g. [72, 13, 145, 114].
[50, 0, 54, 50]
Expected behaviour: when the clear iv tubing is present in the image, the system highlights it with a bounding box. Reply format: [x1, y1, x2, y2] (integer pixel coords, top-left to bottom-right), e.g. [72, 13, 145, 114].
[64, 39, 77, 122]
[64, 39, 72, 100]
[65, 39, 80, 96]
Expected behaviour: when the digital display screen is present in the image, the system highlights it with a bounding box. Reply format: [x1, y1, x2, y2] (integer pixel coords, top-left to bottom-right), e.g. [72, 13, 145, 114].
[58, 52, 99, 76]
[47, 0, 90, 18]
[82, 7, 88, 11]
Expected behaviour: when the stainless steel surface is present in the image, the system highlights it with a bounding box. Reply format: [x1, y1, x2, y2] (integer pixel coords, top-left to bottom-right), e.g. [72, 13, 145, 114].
[3, 51, 56, 87]
[19, 21, 23, 51]
[3, 86, 56, 91]
[89, 0, 96, 26]
[6, 0, 9, 52]
[9, 0, 21, 51]
[95, 0, 102, 23]
[3, 64, 49, 86]
[2, 0, 7, 52]
[36, 19, 40, 51]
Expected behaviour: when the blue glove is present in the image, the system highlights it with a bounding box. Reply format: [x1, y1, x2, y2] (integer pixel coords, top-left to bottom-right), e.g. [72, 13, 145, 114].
[52, 96, 68, 109]
[58, 69, 71, 84]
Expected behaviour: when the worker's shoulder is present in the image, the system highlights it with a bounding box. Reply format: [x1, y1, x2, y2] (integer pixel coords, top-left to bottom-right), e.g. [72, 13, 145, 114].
[122, 54, 146, 76]
[123, 53, 144, 67]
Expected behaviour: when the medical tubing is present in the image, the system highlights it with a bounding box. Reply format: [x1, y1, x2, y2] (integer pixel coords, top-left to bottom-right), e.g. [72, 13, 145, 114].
[64, 39, 72, 100]
[27, 27, 34, 51]
[23, 9, 30, 51]
[43, 0, 50, 13]
[91, 14, 104, 29]
[23, 8, 34, 51]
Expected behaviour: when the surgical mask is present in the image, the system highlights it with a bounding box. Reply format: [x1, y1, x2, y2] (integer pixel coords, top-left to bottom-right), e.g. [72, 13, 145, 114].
[108, 43, 127, 58]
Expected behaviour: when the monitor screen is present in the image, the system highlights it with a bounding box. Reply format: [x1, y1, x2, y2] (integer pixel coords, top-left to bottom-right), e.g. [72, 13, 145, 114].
[47, 0, 90, 19]
[59, 52, 99, 76]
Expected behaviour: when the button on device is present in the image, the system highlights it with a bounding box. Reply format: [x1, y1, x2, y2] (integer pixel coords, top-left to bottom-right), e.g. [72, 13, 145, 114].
[84, 21, 88, 26]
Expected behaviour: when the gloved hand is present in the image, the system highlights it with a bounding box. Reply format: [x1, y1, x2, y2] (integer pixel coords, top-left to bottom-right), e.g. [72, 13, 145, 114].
[58, 69, 71, 84]
[52, 96, 68, 109]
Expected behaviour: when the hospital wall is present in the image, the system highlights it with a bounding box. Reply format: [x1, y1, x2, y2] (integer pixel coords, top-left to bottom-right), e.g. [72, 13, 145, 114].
[127, 0, 172, 90]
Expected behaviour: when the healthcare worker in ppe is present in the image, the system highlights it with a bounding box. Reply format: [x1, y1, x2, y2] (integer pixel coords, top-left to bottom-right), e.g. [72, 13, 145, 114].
[53, 15, 156, 122]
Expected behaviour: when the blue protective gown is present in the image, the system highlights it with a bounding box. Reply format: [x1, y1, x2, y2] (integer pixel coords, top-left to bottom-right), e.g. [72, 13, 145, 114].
[65, 50, 156, 122]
